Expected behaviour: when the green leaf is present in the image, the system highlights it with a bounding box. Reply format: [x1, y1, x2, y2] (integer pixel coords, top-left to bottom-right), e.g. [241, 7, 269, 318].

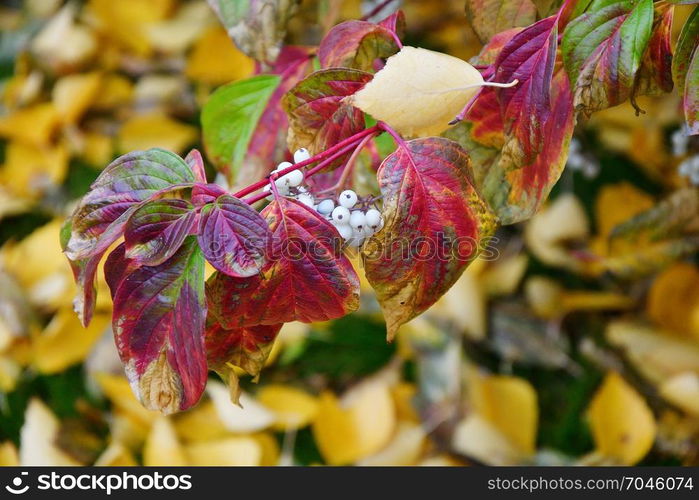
[201, 75, 280, 184]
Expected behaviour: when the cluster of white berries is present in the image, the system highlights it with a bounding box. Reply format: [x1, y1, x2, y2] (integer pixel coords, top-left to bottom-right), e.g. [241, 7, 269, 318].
[264, 149, 385, 247]
[316, 190, 384, 247]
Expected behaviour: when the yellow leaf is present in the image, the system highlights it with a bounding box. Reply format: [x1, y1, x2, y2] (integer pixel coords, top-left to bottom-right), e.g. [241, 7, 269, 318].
[2, 219, 73, 308]
[525, 276, 633, 319]
[186, 27, 255, 85]
[525, 194, 589, 271]
[256, 384, 319, 431]
[452, 414, 525, 465]
[88, 0, 175, 56]
[659, 372, 699, 417]
[94, 442, 138, 466]
[251, 432, 280, 466]
[33, 309, 109, 374]
[469, 371, 538, 454]
[480, 255, 528, 297]
[0, 141, 68, 200]
[52, 72, 102, 124]
[143, 417, 187, 466]
[429, 266, 486, 340]
[31, 3, 97, 72]
[185, 437, 262, 466]
[173, 400, 229, 443]
[587, 372, 656, 465]
[606, 321, 699, 385]
[147, 2, 214, 54]
[0, 103, 60, 146]
[350, 46, 485, 137]
[391, 382, 420, 423]
[590, 183, 654, 256]
[20, 399, 81, 465]
[312, 377, 396, 465]
[0, 441, 19, 466]
[79, 132, 114, 167]
[91, 74, 134, 111]
[647, 263, 699, 341]
[118, 113, 196, 155]
[0, 357, 21, 392]
[358, 422, 426, 466]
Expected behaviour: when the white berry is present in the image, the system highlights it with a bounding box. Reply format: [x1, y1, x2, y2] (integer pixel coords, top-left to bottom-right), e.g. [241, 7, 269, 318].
[349, 210, 366, 231]
[297, 193, 315, 207]
[339, 190, 358, 208]
[365, 209, 381, 227]
[294, 148, 311, 163]
[334, 223, 353, 240]
[331, 206, 350, 224]
[284, 169, 304, 187]
[317, 199, 335, 215]
[263, 184, 273, 201]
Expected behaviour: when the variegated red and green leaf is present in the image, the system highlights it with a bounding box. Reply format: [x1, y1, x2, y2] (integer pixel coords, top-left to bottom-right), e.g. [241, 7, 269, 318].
[493, 15, 559, 169]
[191, 182, 228, 207]
[561, 0, 654, 115]
[111, 237, 207, 414]
[205, 317, 282, 377]
[470, 28, 523, 66]
[63, 149, 198, 325]
[282, 68, 372, 168]
[471, 71, 575, 224]
[465, 0, 537, 43]
[362, 138, 497, 340]
[318, 12, 405, 71]
[243, 46, 314, 185]
[673, 6, 699, 93]
[124, 199, 197, 266]
[685, 48, 699, 134]
[207, 198, 360, 327]
[633, 4, 674, 97]
[197, 194, 271, 277]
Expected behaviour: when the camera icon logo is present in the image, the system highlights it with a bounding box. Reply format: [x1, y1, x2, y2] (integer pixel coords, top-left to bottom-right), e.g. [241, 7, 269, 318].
[5, 472, 29, 495]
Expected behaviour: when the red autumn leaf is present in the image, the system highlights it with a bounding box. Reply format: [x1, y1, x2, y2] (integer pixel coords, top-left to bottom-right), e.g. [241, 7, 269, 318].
[197, 194, 271, 277]
[471, 27, 523, 66]
[111, 237, 207, 414]
[191, 182, 228, 206]
[124, 199, 197, 266]
[184, 149, 207, 183]
[282, 68, 372, 168]
[205, 317, 282, 377]
[493, 15, 559, 169]
[318, 12, 405, 71]
[363, 137, 497, 339]
[207, 197, 360, 327]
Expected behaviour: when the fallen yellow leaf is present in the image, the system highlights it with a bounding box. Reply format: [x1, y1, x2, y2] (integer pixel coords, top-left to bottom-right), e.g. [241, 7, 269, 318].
[186, 27, 255, 85]
[312, 376, 396, 465]
[256, 384, 319, 431]
[587, 372, 656, 465]
[118, 113, 196, 155]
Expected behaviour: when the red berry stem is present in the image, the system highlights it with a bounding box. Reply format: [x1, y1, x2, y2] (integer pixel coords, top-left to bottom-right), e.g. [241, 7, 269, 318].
[232, 125, 381, 200]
